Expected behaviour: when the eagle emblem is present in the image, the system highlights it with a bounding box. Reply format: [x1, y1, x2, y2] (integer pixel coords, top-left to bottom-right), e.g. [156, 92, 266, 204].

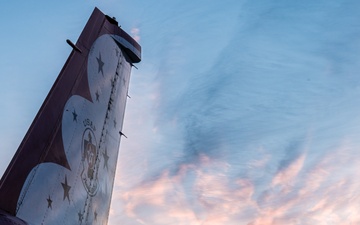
[81, 128, 99, 196]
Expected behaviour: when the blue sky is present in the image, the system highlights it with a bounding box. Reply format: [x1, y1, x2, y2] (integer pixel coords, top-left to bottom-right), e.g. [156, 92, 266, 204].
[2, 1, 360, 224]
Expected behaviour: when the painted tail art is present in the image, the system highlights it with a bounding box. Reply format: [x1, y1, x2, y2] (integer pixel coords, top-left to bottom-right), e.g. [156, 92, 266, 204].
[0, 7, 141, 225]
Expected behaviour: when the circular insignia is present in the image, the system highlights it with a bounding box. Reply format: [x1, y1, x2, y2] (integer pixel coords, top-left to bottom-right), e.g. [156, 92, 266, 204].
[81, 128, 99, 196]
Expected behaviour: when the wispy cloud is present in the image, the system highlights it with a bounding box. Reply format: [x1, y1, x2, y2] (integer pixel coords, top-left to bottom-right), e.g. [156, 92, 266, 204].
[115, 137, 360, 224]
[111, 0, 360, 224]
[119, 156, 257, 224]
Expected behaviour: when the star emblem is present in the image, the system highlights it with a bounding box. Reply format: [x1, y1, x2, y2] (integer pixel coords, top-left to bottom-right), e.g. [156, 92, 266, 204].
[46, 195, 53, 209]
[95, 90, 100, 102]
[103, 148, 109, 170]
[72, 110, 78, 122]
[61, 175, 71, 203]
[96, 52, 104, 76]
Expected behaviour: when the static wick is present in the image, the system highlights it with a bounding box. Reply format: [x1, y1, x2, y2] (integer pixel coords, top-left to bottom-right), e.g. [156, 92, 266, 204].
[66, 39, 82, 53]
[131, 63, 138, 70]
[119, 131, 128, 138]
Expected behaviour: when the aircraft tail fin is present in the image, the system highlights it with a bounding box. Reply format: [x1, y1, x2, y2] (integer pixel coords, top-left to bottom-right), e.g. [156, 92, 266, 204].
[0, 7, 141, 225]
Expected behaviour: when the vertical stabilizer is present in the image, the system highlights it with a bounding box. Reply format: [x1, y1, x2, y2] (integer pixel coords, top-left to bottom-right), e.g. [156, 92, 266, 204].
[0, 7, 141, 225]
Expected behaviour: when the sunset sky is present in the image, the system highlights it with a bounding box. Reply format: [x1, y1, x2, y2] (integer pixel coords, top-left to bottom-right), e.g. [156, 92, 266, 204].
[2, 1, 360, 224]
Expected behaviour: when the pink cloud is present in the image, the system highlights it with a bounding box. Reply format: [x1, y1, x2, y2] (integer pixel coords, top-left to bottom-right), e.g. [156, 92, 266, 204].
[110, 136, 360, 224]
[249, 141, 360, 224]
[115, 155, 258, 224]
[272, 153, 306, 188]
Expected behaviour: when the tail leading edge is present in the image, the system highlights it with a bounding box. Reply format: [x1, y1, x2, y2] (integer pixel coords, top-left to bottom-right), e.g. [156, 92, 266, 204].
[0, 7, 141, 225]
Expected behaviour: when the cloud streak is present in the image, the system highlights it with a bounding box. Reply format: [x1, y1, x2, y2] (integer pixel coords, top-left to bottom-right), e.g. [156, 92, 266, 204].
[118, 142, 360, 224]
